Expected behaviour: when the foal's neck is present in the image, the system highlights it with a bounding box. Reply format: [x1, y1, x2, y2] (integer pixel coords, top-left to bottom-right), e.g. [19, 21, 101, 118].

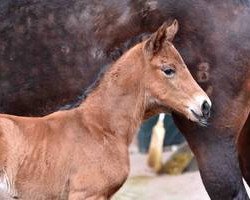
[80, 44, 146, 145]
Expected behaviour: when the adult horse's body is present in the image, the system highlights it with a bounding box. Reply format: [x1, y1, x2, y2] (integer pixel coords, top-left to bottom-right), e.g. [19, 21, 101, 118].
[0, 0, 249, 199]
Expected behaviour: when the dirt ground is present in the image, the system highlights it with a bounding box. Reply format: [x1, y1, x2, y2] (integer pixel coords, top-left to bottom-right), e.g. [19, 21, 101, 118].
[113, 149, 250, 200]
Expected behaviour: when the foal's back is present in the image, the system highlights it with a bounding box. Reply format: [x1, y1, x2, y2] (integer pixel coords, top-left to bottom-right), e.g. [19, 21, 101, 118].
[0, 112, 77, 199]
[0, 109, 129, 199]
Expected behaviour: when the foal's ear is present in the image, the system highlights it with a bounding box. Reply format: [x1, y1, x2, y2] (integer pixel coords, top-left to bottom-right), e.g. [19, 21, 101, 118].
[145, 19, 179, 55]
[165, 19, 179, 42]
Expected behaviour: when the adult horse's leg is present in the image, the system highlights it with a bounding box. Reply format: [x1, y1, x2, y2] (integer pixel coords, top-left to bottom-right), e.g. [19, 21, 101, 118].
[238, 115, 250, 186]
[173, 90, 250, 199]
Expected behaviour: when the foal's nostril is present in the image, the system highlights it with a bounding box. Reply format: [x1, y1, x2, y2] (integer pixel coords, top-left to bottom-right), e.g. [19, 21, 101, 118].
[201, 100, 211, 118]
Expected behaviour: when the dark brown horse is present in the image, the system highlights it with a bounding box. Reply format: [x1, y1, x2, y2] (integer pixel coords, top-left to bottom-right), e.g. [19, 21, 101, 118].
[0, 0, 250, 199]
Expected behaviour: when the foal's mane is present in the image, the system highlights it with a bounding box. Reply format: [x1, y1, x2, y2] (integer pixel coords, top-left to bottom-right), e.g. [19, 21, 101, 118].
[59, 64, 110, 110]
[59, 33, 150, 111]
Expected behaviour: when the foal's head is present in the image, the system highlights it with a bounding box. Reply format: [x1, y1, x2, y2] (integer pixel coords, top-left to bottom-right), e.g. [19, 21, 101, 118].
[142, 20, 211, 125]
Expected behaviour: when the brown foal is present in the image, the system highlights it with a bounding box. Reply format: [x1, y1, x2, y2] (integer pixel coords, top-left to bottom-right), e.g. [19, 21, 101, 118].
[0, 20, 211, 200]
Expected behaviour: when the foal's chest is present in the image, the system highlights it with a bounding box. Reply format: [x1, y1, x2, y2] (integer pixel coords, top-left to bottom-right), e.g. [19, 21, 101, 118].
[74, 141, 130, 197]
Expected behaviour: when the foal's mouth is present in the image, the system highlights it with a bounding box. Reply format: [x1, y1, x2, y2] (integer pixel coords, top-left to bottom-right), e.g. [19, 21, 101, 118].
[191, 110, 209, 127]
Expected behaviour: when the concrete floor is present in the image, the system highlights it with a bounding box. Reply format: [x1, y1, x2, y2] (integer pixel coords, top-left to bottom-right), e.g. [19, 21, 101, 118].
[113, 150, 250, 200]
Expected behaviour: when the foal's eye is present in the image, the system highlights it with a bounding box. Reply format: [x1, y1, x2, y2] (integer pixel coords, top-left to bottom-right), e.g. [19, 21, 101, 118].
[163, 67, 175, 77]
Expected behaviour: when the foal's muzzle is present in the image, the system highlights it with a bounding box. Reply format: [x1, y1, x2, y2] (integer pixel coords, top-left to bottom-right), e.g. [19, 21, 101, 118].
[189, 99, 212, 126]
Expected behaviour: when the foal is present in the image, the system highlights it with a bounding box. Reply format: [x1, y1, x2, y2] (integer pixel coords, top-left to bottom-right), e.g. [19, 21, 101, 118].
[0, 20, 211, 200]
